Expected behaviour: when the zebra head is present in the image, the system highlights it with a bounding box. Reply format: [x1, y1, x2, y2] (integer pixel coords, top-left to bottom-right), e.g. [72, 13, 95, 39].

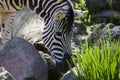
[42, 0, 74, 72]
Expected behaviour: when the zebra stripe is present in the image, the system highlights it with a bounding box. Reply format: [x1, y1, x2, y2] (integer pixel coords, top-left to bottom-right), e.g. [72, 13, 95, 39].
[0, 0, 74, 71]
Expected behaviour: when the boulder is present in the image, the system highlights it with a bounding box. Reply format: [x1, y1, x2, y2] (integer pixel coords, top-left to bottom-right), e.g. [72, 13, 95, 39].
[91, 10, 120, 25]
[89, 23, 120, 46]
[42, 53, 62, 80]
[104, 25, 120, 40]
[86, 0, 107, 13]
[71, 20, 88, 51]
[71, 0, 79, 3]
[0, 37, 48, 80]
[74, 20, 87, 35]
[34, 42, 63, 80]
[60, 68, 77, 80]
[13, 8, 44, 44]
[0, 67, 14, 80]
[71, 0, 79, 5]
[86, 0, 120, 13]
[86, 0, 120, 24]
[74, 10, 87, 17]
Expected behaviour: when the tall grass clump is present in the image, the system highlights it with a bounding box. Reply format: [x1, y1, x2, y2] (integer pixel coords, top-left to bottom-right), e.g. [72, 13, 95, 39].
[71, 40, 120, 80]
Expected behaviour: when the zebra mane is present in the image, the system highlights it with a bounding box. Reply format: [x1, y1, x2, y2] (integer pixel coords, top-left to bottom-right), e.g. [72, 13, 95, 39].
[67, 0, 74, 8]
[65, 0, 74, 34]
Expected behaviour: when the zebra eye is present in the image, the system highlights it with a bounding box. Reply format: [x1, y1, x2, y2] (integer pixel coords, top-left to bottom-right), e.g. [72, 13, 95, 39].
[56, 31, 62, 36]
[54, 12, 66, 20]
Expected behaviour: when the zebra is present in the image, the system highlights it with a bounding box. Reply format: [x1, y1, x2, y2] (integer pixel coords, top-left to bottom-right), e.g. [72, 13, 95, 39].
[0, 0, 74, 72]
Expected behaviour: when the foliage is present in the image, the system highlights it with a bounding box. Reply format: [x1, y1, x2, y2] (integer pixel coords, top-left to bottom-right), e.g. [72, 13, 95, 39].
[71, 39, 120, 80]
[74, 0, 120, 25]
[74, 0, 87, 10]
[107, 0, 113, 9]
[74, 0, 92, 25]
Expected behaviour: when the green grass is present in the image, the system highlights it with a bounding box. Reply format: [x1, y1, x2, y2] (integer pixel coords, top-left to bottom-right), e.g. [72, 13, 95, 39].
[71, 40, 120, 80]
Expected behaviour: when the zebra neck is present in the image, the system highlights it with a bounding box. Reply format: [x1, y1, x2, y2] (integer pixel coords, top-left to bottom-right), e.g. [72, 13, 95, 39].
[23, 0, 47, 18]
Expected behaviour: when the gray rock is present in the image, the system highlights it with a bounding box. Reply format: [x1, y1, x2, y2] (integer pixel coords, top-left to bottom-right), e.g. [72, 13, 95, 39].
[74, 10, 87, 17]
[91, 10, 120, 18]
[90, 23, 106, 31]
[38, 50, 62, 80]
[13, 8, 44, 44]
[104, 25, 120, 40]
[60, 68, 77, 80]
[72, 20, 87, 50]
[71, 0, 79, 3]
[0, 67, 14, 80]
[86, 0, 120, 13]
[86, 0, 107, 13]
[0, 37, 48, 80]
[91, 10, 120, 24]
[73, 20, 87, 35]
[89, 23, 120, 46]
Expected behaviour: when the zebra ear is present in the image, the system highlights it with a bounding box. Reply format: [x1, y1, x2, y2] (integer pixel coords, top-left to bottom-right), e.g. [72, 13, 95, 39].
[54, 12, 66, 20]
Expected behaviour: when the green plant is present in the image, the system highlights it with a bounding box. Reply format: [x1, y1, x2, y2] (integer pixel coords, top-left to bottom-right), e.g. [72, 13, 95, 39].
[107, 0, 113, 9]
[71, 40, 120, 80]
[74, 0, 87, 10]
[74, 0, 92, 26]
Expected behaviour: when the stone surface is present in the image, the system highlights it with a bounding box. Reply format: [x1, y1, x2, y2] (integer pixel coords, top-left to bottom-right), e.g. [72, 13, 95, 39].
[72, 20, 88, 51]
[104, 25, 120, 40]
[13, 8, 44, 44]
[91, 10, 120, 18]
[60, 68, 77, 80]
[0, 37, 48, 80]
[86, 0, 120, 13]
[41, 53, 62, 80]
[71, 0, 79, 3]
[86, 0, 120, 24]
[86, 0, 107, 13]
[0, 67, 14, 80]
[91, 10, 120, 24]
[89, 23, 120, 46]
[74, 10, 87, 17]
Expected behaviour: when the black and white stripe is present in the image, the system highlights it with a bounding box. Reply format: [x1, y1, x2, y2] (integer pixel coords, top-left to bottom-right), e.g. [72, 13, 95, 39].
[0, 0, 74, 71]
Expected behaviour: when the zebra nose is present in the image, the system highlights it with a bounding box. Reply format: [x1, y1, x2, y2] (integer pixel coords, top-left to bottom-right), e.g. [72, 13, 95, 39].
[64, 52, 71, 60]
[56, 52, 73, 72]
[56, 57, 69, 72]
